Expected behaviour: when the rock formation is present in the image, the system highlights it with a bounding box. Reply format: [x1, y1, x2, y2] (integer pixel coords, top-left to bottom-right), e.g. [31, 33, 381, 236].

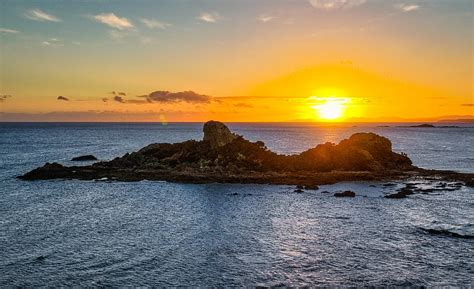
[19, 121, 473, 186]
[203, 120, 238, 148]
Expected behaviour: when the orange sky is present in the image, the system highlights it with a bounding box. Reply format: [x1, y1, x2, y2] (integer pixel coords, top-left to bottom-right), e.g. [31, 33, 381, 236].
[0, 0, 472, 122]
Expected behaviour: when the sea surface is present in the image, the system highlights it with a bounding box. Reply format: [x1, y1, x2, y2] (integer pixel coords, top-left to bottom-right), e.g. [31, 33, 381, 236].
[0, 122, 473, 286]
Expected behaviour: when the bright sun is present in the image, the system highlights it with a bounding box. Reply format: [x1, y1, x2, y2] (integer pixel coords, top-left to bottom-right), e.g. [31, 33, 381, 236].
[311, 97, 347, 121]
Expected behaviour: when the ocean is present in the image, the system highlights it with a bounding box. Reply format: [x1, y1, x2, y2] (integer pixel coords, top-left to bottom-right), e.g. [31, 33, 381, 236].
[0, 122, 473, 286]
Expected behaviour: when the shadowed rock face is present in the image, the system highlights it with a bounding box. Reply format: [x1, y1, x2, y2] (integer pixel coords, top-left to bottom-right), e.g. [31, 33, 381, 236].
[19, 121, 421, 184]
[203, 120, 238, 148]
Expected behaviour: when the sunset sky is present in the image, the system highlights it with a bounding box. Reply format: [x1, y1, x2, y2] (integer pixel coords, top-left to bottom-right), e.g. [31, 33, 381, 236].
[0, 0, 472, 122]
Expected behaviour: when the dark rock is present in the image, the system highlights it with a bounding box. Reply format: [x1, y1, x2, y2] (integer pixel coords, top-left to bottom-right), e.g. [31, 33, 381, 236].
[294, 188, 304, 193]
[203, 120, 238, 148]
[230, 193, 239, 196]
[385, 188, 414, 199]
[320, 191, 331, 194]
[71, 155, 97, 161]
[304, 184, 319, 190]
[35, 255, 46, 261]
[296, 185, 304, 190]
[334, 190, 356, 197]
[383, 183, 396, 187]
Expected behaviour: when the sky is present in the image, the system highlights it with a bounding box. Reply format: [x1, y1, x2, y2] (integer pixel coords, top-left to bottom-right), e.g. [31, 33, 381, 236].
[0, 0, 472, 122]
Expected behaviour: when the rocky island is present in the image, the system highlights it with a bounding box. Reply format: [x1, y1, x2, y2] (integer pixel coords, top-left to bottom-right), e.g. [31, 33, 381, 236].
[19, 121, 473, 188]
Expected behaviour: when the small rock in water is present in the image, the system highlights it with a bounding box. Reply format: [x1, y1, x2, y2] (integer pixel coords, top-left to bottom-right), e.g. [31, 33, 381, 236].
[294, 188, 304, 193]
[383, 183, 396, 187]
[35, 255, 46, 261]
[71, 155, 98, 161]
[304, 184, 319, 190]
[320, 191, 331, 194]
[230, 193, 239, 196]
[334, 190, 356, 198]
[385, 188, 414, 199]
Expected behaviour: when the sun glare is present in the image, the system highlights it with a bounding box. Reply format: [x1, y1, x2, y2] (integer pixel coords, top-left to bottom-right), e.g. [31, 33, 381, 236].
[311, 97, 348, 121]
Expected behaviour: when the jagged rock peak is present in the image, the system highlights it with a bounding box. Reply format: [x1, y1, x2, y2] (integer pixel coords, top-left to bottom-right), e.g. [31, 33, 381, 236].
[203, 120, 238, 148]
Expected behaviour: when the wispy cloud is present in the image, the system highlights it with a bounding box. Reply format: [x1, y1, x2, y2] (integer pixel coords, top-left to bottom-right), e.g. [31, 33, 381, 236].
[198, 12, 219, 23]
[0, 28, 20, 34]
[140, 90, 212, 103]
[395, 4, 420, 12]
[461, 103, 474, 107]
[41, 38, 63, 47]
[141, 18, 170, 29]
[309, 0, 367, 10]
[25, 8, 61, 22]
[57, 96, 69, 101]
[258, 14, 274, 23]
[0, 95, 12, 102]
[93, 13, 134, 30]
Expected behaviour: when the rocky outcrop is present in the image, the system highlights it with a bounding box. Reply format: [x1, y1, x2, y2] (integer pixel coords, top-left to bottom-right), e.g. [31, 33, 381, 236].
[71, 155, 98, 161]
[18, 121, 473, 186]
[334, 191, 356, 197]
[203, 120, 238, 148]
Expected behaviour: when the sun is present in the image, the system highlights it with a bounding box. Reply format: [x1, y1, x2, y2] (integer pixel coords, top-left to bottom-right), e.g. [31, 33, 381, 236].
[311, 97, 347, 121]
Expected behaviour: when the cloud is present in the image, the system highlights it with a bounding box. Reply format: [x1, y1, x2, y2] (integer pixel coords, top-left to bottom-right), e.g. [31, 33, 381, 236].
[395, 4, 420, 12]
[102, 98, 109, 102]
[461, 103, 474, 107]
[141, 90, 212, 103]
[309, 0, 367, 10]
[118, 92, 126, 96]
[108, 30, 129, 41]
[41, 38, 63, 47]
[258, 14, 274, 23]
[57, 96, 69, 101]
[141, 18, 171, 29]
[0, 28, 20, 34]
[25, 8, 61, 22]
[198, 12, 219, 23]
[0, 95, 12, 102]
[93, 13, 134, 30]
[113, 95, 125, 103]
[234, 103, 253, 108]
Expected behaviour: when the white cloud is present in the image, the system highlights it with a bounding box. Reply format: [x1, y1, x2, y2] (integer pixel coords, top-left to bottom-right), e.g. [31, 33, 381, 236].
[395, 4, 420, 12]
[41, 38, 63, 47]
[309, 0, 366, 10]
[198, 12, 219, 23]
[25, 8, 61, 22]
[258, 14, 274, 23]
[0, 28, 20, 33]
[141, 18, 170, 29]
[93, 13, 134, 30]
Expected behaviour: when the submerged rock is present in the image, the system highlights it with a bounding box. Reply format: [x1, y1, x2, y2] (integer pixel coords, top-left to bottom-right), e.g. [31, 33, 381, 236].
[334, 191, 356, 197]
[71, 155, 98, 161]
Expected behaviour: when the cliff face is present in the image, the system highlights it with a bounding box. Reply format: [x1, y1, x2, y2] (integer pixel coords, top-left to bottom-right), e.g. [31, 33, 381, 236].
[19, 121, 415, 183]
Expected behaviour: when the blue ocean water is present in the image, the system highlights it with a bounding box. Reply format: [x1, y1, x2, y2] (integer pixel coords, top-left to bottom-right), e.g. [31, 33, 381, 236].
[0, 122, 473, 286]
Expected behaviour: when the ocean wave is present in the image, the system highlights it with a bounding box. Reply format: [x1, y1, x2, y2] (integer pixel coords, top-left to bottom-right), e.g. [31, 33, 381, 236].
[418, 224, 474, 239]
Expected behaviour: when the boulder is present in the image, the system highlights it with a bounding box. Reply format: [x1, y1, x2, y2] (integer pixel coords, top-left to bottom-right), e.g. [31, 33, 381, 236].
[203, 120, 238, 148]
[71, 155, 97, 161]
[334, 190, 356, 197]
